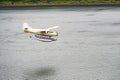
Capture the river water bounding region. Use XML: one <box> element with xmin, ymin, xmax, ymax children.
<box><xmin>0</xmin><ymin>6</ymin><xmax>120</xmax><ymax>80</ymax></box>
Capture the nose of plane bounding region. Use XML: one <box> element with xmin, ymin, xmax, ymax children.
<box><xmin>47</xmin><ymin>31</ymin><xmax>58</xmax><ymax>36</ymax></box>
<box><xmin>55</xmin><ymin>32</ymin><xmax>58</xmax><ymax>36</ymax></box>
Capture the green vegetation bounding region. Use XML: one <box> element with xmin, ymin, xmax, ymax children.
<box><xmin>0</xmin><ymin>0</ymin><xmax>120</xmax><ymax>6</ymax></box>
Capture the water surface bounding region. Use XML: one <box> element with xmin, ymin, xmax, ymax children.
<box><xmin>0</xmin><ymin>6</ymin><xmax>120</xmax><ymax>80</ymax></box>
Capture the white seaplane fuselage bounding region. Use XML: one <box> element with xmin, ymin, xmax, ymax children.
<box><xmin>23</xmin><ymin>22</ymin><xmax>58</xmax><ymax>37</ymax></box>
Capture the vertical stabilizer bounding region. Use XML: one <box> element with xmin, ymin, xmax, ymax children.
<box><xmin>23</xmin><ymin>22</ymin><xmax>32</xmax><ymax>33</ymax></box>
<box><xmin>23</xmin><ymin>22</ymin><xmax>32</xmax><ymax>30</ymax></box>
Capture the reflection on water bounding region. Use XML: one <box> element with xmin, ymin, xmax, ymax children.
<box><xmin>24</xmin><ymin>67</ymin><xmax>57</xmax><ymax>80</ymax></box>
<box><xmin>112</xmin><ymin>22</ymin><xmax>120</xmax><ymax>26</ymax></box>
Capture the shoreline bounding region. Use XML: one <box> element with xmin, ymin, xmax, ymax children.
<box><xmin>0</xmin><ymin>2</ymin><xmax>120</xmax><ymax>8</ymax></box>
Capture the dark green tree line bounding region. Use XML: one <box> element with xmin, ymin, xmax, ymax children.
<box><xmin>0</xmin><ymin>0</ymin><xmax>120</xmax><ymax>5</ymax></box>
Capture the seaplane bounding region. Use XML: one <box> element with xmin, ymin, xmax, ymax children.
<box><xmin>23</xmin><ymin>22</ymin><xmax>59</xmax><ymax>42</ymax></box>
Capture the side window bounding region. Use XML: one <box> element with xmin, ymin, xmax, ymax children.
<box><xmin>41</xmin><ymin>31</ymin><xmax>46</xmax><ymax>33</ymax></box>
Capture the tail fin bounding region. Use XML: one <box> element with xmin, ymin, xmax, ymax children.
<box><xmin>23</xmin><ymin>22</ymin><xmax>32</xmax><ymax>30</ymax></box>
<box><xmin>23</xmin><ymin>22</ymin><xmax>32</xmax><ymax>33</ymax></box>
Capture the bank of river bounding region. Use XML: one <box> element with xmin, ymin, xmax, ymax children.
<box><xmin>0</xmin><ymin>1</ymin><xmax>120</xmax><ymax>7</ymax></box>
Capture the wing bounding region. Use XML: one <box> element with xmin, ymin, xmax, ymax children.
<box><xmin>48</xmin><ymin>26</ymin><xmax>60</xmax><ymax>30</ymax></box>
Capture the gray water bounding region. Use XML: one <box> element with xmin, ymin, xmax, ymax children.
<box><xmin>0</xmin><ymin>6</ymin><xmax>120</xmax><ymax>80</ymax></box>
